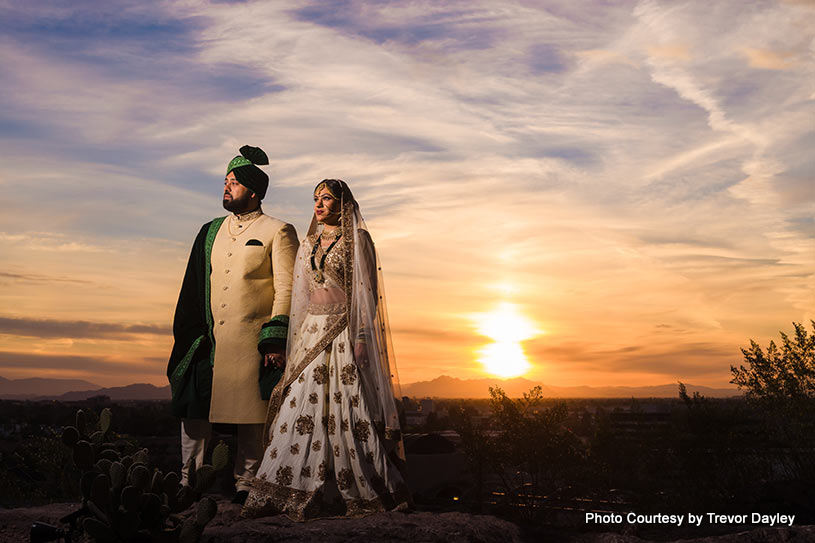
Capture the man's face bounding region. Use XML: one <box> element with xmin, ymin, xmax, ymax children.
<box><xmin>223</xmin><ymin>171</ymin><xmax>255</xmax><ymax>213</ymax></box>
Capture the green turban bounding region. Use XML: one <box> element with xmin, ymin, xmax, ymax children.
<box><xmin>227</xmin><ymin>145</ymin><xmax>269</xmax><ymax>200</ymax></box>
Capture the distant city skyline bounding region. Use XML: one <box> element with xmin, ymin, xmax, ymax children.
<box><xmin>0</xmin><ymin>1</ymin><xmax>812</xmax><ymax>388</ymax></box>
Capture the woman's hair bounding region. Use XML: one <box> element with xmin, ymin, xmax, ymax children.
<box><xmin>314</xmin><ymin>179</ymin><xmax>354</xmax><ymax>203</ymax></box>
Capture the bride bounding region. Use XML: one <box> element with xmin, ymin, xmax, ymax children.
<box><xmin>242</xmin><ymin>179</ymin><xmax>409</xmax><ymax>520</ymax></box>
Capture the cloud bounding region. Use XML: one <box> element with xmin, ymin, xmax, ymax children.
<box><xmin>0</xmin><ymin>316</ymin><xmax>168</xmax><ymax>340</ymax></box>
<box><xmin>743</xmin><ymin>48</ymin><xmax>796</xmax><ymax>70</ymax></box>
<box><xmin>0</xmin><ymin>350</ymin><xmax>153</xmax><ymax>375</ymax></box>
<box><xmin>527</xmin><ymin>340</ymin><xmax>736</xmax><ymax>378</ymax></box>
<box><xmin>0</xmin><ymin>271</ymin><xmax>93</xmax><ymax>285</ymax></box>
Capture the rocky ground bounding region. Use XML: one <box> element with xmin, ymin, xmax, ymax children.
<box><xmin>2</xmin><ymin>500</ymin><xmax>815</xmax><ymax>542</ymax></box>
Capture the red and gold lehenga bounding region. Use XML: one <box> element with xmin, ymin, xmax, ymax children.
<box><xmin>242</xmin><ymin>183</ymin><xmax>409</xmax><ymax>520</ymax></box>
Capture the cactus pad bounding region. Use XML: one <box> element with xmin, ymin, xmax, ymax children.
<box><xmin>61</xmin><ymin>426</ymin><xmax>80</xmax><ymax>447</ymax></box>
<box><xmin>151</xmin><ymin>469</ymin><xmax>164</xmax><ymax>495</ymax></box>
<box><xmin>90</xmin><ymin>473</ymin><xmax>112</xmax><ymax>511</ymax></box>
<box><xmin>163</xmin><ymin>471</ymin><xmax>180</xmax><ymax>494</ymax></box>
<box><xmin>178</xmin><ymin>517</ymin><xmax>204</xmax><ymax>543</ymax></box>
<box><xmin>109</xmin><ymin>461</ymin><xmax>126</xmax><ymax>490</ymax></box>
<box><xmin>80</xmin><ymin>470</ymin><xmax>96</xmax><ymax>501</ymax></box>
<box><xmin>129</xmin><ymin>463</ymin><xmax>150</xmax><ymax>491</ymax></box>
<box><xmin>195</xmin><ymin>496</ymin><xmax>218</xmax><ymax>526</ymax></box>
<box><xmin>76</xmin><ymin>409</ymin><xmax>87</xmax><ymax>436</ymax></box>
<box><xmin>99</xmin><ymin>407</ymin><xmax>112</xmax><ymax>434</ymax></box>
<box><xmin>120</xmin><ymin>485</ymin><xmax>141</xmax><ymax>512</ymax></box>
<box><xmin>140</xmin><ymin>492</ymin><xmax>162</xmax><ymax>529</ymax></box>
<box><xmin>176</xmin><ymin>486</ymin><xmax>194</xmax><ymax>512</ymax></box>
<box><xmin>133</xmin><ymin>448</ymin><xmax>149</xmax><ymax>465</ymax></box>
<box><xmin>73</xmin><ymin>440</ymin><xmax>94</xmax><ymax>470</ymax></box>
<box><xmin>193</xmin><ymin>465</ymin><xmax>216</xmax><ymax>494</ymax></box>
<box><xmin>115</xmin><ymin>508</ymin><xmax>140</xmax><ymax>540</ymax></box>
<box><xmin>212</xmin><ymin>441</ymin><xmax>229</xmax><ymax>471</ymax></box>
<box><xmin>94</xmin><ymin>458</ymin><xmax>112</xmax><ymax>475</ymax></box>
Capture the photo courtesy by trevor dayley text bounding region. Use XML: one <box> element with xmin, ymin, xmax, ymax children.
<box><xmin>585</xmin><ymin>512</ymin><xmax>796</xmax><ymax>528</ymax></box>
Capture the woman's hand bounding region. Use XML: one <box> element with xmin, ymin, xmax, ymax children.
<box><xmin>354</xmin><ymin>342</ymin><xmax>369</xmax><ymax>368</ymax></box>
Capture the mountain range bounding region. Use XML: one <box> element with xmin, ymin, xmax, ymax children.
<box><xmin>0</xmin><ymin>376</ymin><xmax>101</xmax><ymax>398</ymax></box>
<box><xmin>399</xmin><ymin>375</ymin><xmax>739</xmax><ymax>398</ymax></box>
<box><xmin>0</xmin><ymin>375</ymin><xmax>739</xmax><ymax>400</ymax></box>
<box><xmin>0</xmin><ymin>376</ymin><xmax>170</xmax><ymax>401</ymax></box>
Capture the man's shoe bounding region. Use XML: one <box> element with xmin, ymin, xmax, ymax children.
<box><xmin>232</xmin><ymin>490</ymin><xmax>249</xmax><ymax>505</ymax></box>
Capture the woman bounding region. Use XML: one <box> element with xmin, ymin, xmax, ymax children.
<box><xmin>243</xmin><ymin>179</ymin><xmax>409</xmax><ymax>520</ymax></box>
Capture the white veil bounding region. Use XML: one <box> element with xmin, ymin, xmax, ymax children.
<box><xmin>264</xmin><ymin>180</ymin><xmax>404</xmax><ymax>462</ymax></box>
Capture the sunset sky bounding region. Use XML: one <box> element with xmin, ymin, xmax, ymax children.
<box><xmin>0</xmin><ymin>0</ymin><xmax>813</xmax><ymax>390</ymax></box>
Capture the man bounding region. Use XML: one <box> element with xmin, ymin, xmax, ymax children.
<box><xmin>167</xmin><ymin>145</ymin><xmax>298</xmax><ymax>504</ymax></box>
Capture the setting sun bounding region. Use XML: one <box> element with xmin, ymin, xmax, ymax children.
<box><xmin>474</xmin><ymin>302</ymin><xmax>542</xmax><ymax>378</ymax></box>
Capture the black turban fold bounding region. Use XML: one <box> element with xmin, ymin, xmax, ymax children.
<box><xmin>226</xmin><ymin>145</ymin><xmax>269</xmax><ymax>200</ymax></box>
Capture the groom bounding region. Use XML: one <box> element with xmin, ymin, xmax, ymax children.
<box><xmin>167</xmin><ymin>145</ymin><xmax>298</xmax><ymax>504</ymax></box>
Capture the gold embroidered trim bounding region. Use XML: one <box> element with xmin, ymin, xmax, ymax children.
<box><xmin>344</xmin><ymin>485</ymin><xmax>411</xmax><ymax>517</ymax></box>
<box><xmin>227</xmin><ymin>208</ymin><xmax>263</xmax><ymax>236</ymax></box>
<box><xmin>243</xmin><ymin>479</ymin><xmax>410</xmax><ymax>521</ymax></box>
<box><xmin>307</xmin><ymin>301</ymin><xmax>345</xmax><ymax>315</ymax></box>
<box><xmin>233</xmin><ymin>208</ymin><xmax>263</xmax><ymax>222</ymax></box>
<box><xmin>242</xmin><ymin>478</ymin><xmax>322</xmax><ymax>522</ymax></box>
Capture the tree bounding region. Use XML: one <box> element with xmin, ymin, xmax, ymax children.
<box><xmin>487</xmin><ymin>386</ymin><xmax>584</xmax><ymax>519</ymax></box>
<box><xmin>730</xmin><ymin>321</ymin><xmax>815</xmax><ymax>410</ymax></box>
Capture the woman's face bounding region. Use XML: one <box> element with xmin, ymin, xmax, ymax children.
<box><xmin>314</xmin><ymin>186</ymin><xmax>340</xmax><ymax>224</ymax></box>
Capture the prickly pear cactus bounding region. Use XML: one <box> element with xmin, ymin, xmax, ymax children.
<box><xmin>62</xmin><ymin>407</ymin><xmax>226</xmax><ymax>543</ymax></box>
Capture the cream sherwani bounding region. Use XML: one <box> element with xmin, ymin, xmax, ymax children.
<box><xmin>209</xmin><ymin>211</ymin><xmax>298</xmax><ymax>423</ymax></box>
<box><xmin>180</xmin><ymin>208</ymin><xmax>297</xmax><ymax>491</ymax></box>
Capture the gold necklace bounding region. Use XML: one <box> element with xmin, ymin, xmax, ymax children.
<box><xmin>321</xmin><ymin>226</ymin><xmax>340</xmax><ymax>238</ymax></box>
<box><xmin>228</xmin><ymin>210</ymin><xmax>261</xmax><ymax>236</ymax></box>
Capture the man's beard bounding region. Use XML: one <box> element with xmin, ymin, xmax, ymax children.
<box><xmin>223</xmin><ymin>193</ymin><xmax>253</xmax><ymax>213</ymax></box>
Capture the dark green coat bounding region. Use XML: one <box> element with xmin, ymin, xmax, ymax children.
<box><xmin>167</xmin><ymin>219</ymin><xmax>221</xmax><ymax>419</ymax></box>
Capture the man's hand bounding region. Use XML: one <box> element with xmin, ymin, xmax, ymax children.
<box><xmin>264</xmin><ymin>352</ymin><xmax>286</xmax><ymax>369</ymax></box>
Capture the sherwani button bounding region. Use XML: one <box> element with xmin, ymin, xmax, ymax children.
<box><xmin>219</xmin><ymin>320</ymin><xmax>224</xmax><ymax>325</ymax></box>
